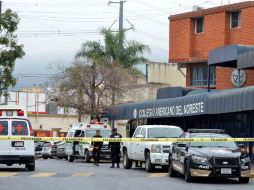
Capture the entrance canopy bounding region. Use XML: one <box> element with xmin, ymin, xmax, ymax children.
<box><xmin>208</xmin><ymin>44</ymin><xmax>254</xmax><ymax>68</ymax></box>
<box><xmin>104</xmin><ymin>86</ymin><xmax>254</xmax><ymax>120</ymax></box>
<box><xmin>237</xmin><ymin>51</ymin><xmax>254</xmax><ymax>70</ymax></box>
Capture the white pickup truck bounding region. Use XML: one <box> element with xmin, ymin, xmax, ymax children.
<box><xmin>122</xmin><ymin>125</ymin><xmax>183</xmax><ymax>172</ymax></box>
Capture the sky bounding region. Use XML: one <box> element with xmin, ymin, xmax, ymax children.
<box><xmin>2</xmin><ymin>0</ymin><xmax>247</xmax><ymax>89</ymax></box>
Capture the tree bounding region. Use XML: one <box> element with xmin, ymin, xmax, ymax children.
<box><xmin>55</xmin><ymin>61</ymin><xmax>110</xmax><ymax>121</ymax></box>
<box><xmin>75</xmin><ymin>41</ymin><xmax>107</xmax><ymax>119</ymax></box>
<box><xmin>0</xmin><ymin>9</ymin><xmax>25</xmax><ymax>93</ymax></box>
<box><xmin>54</xmin><ymin>29</ymin><xmax>150</xmax><ymax>121</ymax></box>
<box><xmin>101</xmin><ymin>29</ymin><xmax>150</xmax><ymax>104</ymax></box>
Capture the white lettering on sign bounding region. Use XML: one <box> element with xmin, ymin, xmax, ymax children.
<box><xmin>136</xmin><ymin>102</ymin><xmax>204</xmax><ymax>119</ymax></box>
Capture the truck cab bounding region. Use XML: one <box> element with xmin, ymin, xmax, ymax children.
<box><xmin>65</xmin><ymin>121</ymin><xmax>111</xmax><ymax>162</ymax></box>
<box><xmin>0</xmin><ymin>105</ymin><xmax>35</xmax><ymax>171</ymax></box>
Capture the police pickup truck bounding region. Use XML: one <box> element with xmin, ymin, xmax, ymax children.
<box><xmin>168</xmin><ymin>129</ymin><xmax>251</xmax><ymax>183</ymax></box>
<box><xmin>122</xmin><ymin>125</ymin><xmax>183</xmax><ymax>172</ymax></box>
<box><xmin>65</xmin><ymin>121</ymin><xmax>112</xmax><ymax>162</ymax></box>
<box><xmin>0</xmin><ymin>106</ymin><xmax>35</xmax><ymax>171</ymax></box>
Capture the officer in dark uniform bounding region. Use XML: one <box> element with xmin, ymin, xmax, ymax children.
<box><xmin>109</xmin><ymin>128</ymin><xmax>122</xmax><ymax>168</ymax></box>
<box><xmin>92</xmin><ymin>130</ymin><xmax>103</xmax><ymax>166</ymax></box>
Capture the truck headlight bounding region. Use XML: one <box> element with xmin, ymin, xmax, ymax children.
<box><xmin>192</xmin><ymin>155</ymin><xmax>208</xmax><ymax>163</ymax></box>
<box><xmin>151</xmin><ymin>145</ymin><xmax>161</xmax><ymax>153</ymax></box>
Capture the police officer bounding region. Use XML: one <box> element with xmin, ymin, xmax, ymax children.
<box><xmin>92</xmin><ymin>130</ymin><xmax>103</xmax><ymax>166</ymax></box>
<box><xmin>109</xmin><ymin>128</ymin><xmax>122</xmax><ymax>168</ymax></box>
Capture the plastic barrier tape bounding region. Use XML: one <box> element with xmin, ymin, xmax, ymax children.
<box><xmin>0</xmin><ymin>136</ymin><xmax>254</xmax><ymax>142</ymax></box>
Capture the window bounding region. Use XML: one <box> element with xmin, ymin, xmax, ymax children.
<box><xmin>147</xmin><ymin>127</ymin><xmax>183</xmax><ymax>138</ymax></box>
<box><xmin>140</xmin><ymin>128</ymin><xmax>147</xmax><ymax>138</ymax></box>
<box><xmin>133</xmin><ymin>127</ymin><xmax>141</xmax><ymax>137</ymax></box>
<box><xmin>12</xmin><ymin>121</ymin><xmax>28</xmax><ymax>136</ymax></box>
<box><xmin>190</xmin><ymin>65</ymin><xmax>216</xmax><ymax>86</ymax></box>
<box><xmin>231</xmin><ymin>11</ymin><xmax>241</xmax><ymax>28</ymax></box>
<box><xmin>195</xmin><ymin>17</ymin><xmax>204</xmax><ymax>33</ymax></box>
<box><xmin>0</xmin><ymin>121</ymin><xmax>8</xmax><ymax>136</ymax></box>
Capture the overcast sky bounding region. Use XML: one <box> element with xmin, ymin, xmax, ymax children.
<box><xmin>3</xmin><ymin>0</ymin><xmax>247</xmax><ymax>89</ymax></box>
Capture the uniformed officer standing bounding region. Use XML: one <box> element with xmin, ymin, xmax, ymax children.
<box><xmin>108</xmin><ymin>128</ymin><xmax>122</xmax><ymax>168</ymax></box>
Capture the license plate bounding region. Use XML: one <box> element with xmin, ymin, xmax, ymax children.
<box><xmin>221</xmin><ymin>168</ymin><xmax>232</xmax><ymax>174</ymax></box>
<box><xmin>12</xmin><ymin>141</ymin><xmax>24</xmax><ymax>147</ymax></box>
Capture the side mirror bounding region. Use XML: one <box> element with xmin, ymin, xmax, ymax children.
<box><xmin>136</xmin><ymin>135</ymin><xmax>144</xmax><ymax>138</ymax></box>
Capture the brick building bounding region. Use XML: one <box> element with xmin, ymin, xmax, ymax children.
<box><xmin>169</xmin><ymin>1</ymin><xmax>254</xmax><ymax>89</ymax></box>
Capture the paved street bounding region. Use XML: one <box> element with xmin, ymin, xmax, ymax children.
<box><xmin>0</xmin><ymin>159</ymin><xmax>253</xmax><ymax>190</ymax></box>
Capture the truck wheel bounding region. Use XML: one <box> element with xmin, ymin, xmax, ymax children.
<box><xmin>123</xmin><ymin>150</ymin><xmax>132</xmax><ymax>169</ymax></box>
<box><xmin>67</xmin><ymin>155</ymin><xmax>74</xmax><ymax>162</ymax></box>
<box><xmin>168</xmin><ymin>156</ymin><xmax>177</xmax><ymax>177</ymax></box>
<box><xmin>239</xmin><ymin>177</ymin><xmax>249</xmax><ymax>184</ymax></box>
<box><xmin>26</xmin><ymin>161</ymin><xmax>35</xmax><ymax>171</ymax></box>
<box><xmin>184</xmin><ymin>161</ymin><xmax>193</xmax><ymax>182</ymax></box>
<box><xmin>84</xmin><ymin>150</ymin><xmax>91</xmax><ymax>163</ymax></box>
<box><xmin>145</xmin><ymin>152</ymin><xmax>155</xmax><ymax>172</ymax></box>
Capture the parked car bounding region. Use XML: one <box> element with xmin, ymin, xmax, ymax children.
<box><xmin>35</xmin><ymin>142</ymin><xmax>45</xmax><ymax>157</ymax></box>
<box><xmin>41</xmin><ymin>141</ymin><xmax>58</xmax><ymax>159</ymax></box>
<box><xmin>56</xmin><ymin>141</ymin><xmax>67</xmax><ymax>160</ymax></box>
<box><xmin>122</xmin><ymin>125</ymin><xmax>183</xmax><ymax>172</ymax></box>
<box><xmin>168</xmin><ymin>129</ymin><xmax>251</xmax><ymax>183</ymax></box>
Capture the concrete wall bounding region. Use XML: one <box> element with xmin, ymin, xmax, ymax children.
<box><xmin>148</xmin><ymin>62</ymin><xmax>186</xmax><ymax>86</ymax></box>
<box><xmin>28</xmin><ymin>114</ymin><xmax>90</xmax><ymax>132</ymax></box>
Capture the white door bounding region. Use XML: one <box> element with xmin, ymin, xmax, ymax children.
<box><xmin>136</xmin><ymin>128</ymin><xmax>147</xmax><ymax>161</ymax></box>
<box><xmin>9</xmin><ymin>120</ymin><xmax>34</xmax><ymax>156</ymax></box>
<box><xmin>0</xmin><ymin>120</ymin><xmax>10</xmax><ymax>155</ymax></box>
<box><xmin>130</xmin><ymin>127</ymin><xmax>142</xmax><ymax>160</ymax></box>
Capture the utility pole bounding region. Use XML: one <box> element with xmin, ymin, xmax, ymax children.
<box><xmin>108</xmin><ymin>1</ymin><xmax>126</xmax><ymax>45</ymax></box>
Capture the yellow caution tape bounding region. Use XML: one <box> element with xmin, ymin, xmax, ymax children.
<box><xmin>0</xmin><ymin>136</ymin><xmax>254</xmax><ymax>142</ymax></box>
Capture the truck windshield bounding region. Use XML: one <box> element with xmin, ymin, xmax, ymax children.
<box><xmin>147</xmin><ymin>127</ymin><xmax>183</xmax><ymax>138</ymax></box>
<box><xmin>86</xmin><ymin>130</ymin><xmax>111</xmax><ymax>138</ymax></box>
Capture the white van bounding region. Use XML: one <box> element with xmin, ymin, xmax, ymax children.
<box><xmin>65</xmin><ymin>121</ymin><xmax>111</xmax><ymax>162</ymax></box>
<box><xmin>0</xmin><ymin>105</ymin><xmax>35</xmax><ymax>171</ymax></box>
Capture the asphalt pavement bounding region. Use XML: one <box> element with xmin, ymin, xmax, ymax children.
<box><xmin>0</xmin><ymin>159</ymin><xmax>253</xmax><ymax>190</ymax></box>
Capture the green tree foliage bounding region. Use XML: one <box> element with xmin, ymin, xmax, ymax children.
<box><xmin>0</xmin><ymin>9</ymin><xmax>25</xmax><ymax>92</ymax></box>
<box><xmin>55</xmin><ymin>29</ymin><xmax>150</xmax><ymax>120</ymax></box>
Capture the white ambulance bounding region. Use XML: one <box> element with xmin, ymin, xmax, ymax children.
<box><xmin>65</xmin><ymin>121</ymin><xmax>112</xmax><ymax>162</ymax></box>
<box><xmin>0</xmin><ymin>105</ymin><xmax>35</xmax><ymax>171</ymax></box>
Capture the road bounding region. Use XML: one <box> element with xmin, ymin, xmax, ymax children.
<box><xmin>0</xmin><ymin>159</ymin><xmax>253</xmax><ymax>190</ymax></box>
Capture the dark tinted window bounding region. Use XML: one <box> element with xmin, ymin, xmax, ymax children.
<box><xmin>231</xmin><ymin>11</ymin><xmax>240</xmax><ymax>28</ymax></box>
<box><xmin>190</xmin><ymin>133</ymin><xmax>238</xmax><ymax>148</ymax></box>
<box><xmin>196</xmin><ymin>17</ymin><xmax>204</xmax><ymax>33</ymax></box>
<box><xmin>12</xmin><ymin>121</ymin><xmax>28</xmax><ymax>136</ymax></box>
<box><xmin>86</xmin><ymin>130</ymin><xmax>111</xmax><ymax>137</ymax></box>
<box><xmin>0</xmin><ymin>121</ymin><xmax>8</xmax><ymax>136</ymax></box>
<box><xmin>191</xmin><ymin>65</ymin><xmax>216</xmax><ymax>86</ymax></box>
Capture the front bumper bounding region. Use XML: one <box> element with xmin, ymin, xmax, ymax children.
<box><xmin>89</xmin><ymin>150</ymin><xmax>111</xmax><ymax>160</ymax></box>
<box><xmin>0</xmin><ymin>155</ymin><xmax>34</xmax><ymax>164</ymax></box>
<box><xmin>150</xmin><ymin>153</ymin><xmax>168</xmax><ymax>165</ymax></box>
<box><xmin>190</xmin><ymin>167</ymin><xmax>251</xmax><ymax>178</ymax></box>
